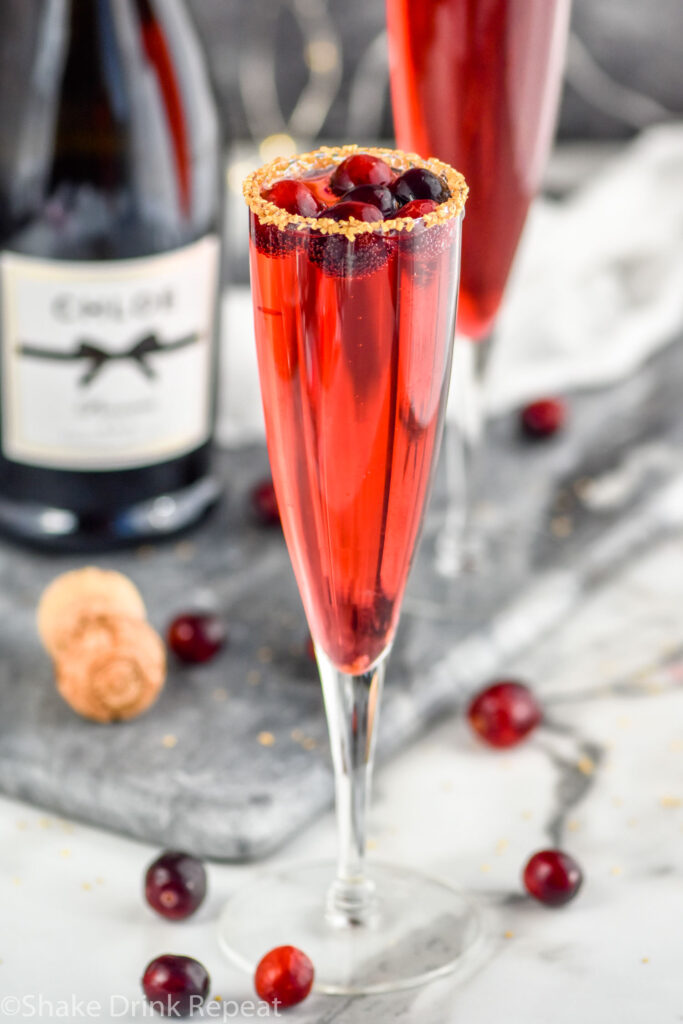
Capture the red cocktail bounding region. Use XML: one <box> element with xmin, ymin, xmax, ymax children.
<box><xmin>387</xmin><ymin>0</ymin><xmax>570</xmax><ymax>573</ymax></box>
<box><xmin>387</xmin><ymin>0</ymin><xmax>570</xmax><ymax>340</ymax></box>
<box><xmin>218</xmin><ymin>147</ymin><xmax>487</xmax><ymax>994</ymax></box>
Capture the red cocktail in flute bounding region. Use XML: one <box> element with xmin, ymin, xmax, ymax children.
<box><xmin>218</xmin><ymin>147</ymin><xmax>487</xmax><ymax>994</ymax></box>
<box><xmin>387</xmin><ymin>0</ymin><xmax>571</xmax><ymax>569</ymax></box>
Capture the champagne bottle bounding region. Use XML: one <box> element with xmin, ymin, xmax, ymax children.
<box><xmin>0</xmin><ymin>0</ymin><xmax>222</xmax><ymax>548</ymax></box>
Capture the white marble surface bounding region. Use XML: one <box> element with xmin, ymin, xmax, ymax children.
<box><xmin>5</xmin><ymin>529</ymin><xmax>683</xmax><ymax>1021</ymax></box>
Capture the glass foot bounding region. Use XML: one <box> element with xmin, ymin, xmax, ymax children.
<box><xmin>218</xmin><ymin>860</ymin><xmax>490</xmax><ymax>996</ymax></box>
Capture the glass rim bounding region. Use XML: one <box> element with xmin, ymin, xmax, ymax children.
<box><xmin>242</xmin><ymin>144</ymin><xmax>468</xmax><ymax>238</ymax></box>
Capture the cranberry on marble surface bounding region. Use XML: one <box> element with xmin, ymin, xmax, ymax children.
<box><xmin>523</xmin><ymin>849</ymin><xmax>583</xmax><ymax>907</ymax></box>
<box><xmin>145</xmin><ymin>851</ymin><xmax>207</xmax><ymax>921</ymax></box>
<box><xmin>142</xmin><ymin>954</ymin><xmax>210</xmax><ymax>1017</ymax></box>
<box><xmin>520</xmin><ymin>398</ymin><xmax>567</xmax><ymax>439</ymax></box>
<box><xmin>250</xmin><ymin>479</ymin><xmax>280</xmax><ymax>526</ymax></box>
<box><xmin>255</xmin><ymin>945</ymin><xmax>315</xmax><ymax>1008</ymax></box>
<box><xmin>467</xmin><ymin>680</ymin><xmax>541</xmax><ymax>748</ymax></box>
<box><xmin>167</xmin><ymin>613</ymin><xmax>226</xmax><ymax>665</ymax></box>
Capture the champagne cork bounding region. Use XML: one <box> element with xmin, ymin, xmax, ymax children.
<box><xmin>37</xmin><ymin>567</ymin><xmax>166</xmax><ymax>723</ymax></box>
<box><xmin>37</xmin><ymin>567</ymin><xmax>146</xmax><ymax>657</ymax></box>
<box><xmin>55</xmin><ymin>616</ymin><xmax>166</xmax><ymax>724</ymax></box>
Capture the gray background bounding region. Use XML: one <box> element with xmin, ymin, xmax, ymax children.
<box><xmin>188</xmin><ymin>0</ymin><xmax>683</xmax><ymax>146</ymax></box>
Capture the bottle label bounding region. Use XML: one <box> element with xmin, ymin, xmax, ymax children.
<box><xmin>0</xmin><ymin>236</ymin><xmax>220</xmax><ymax>470</ymax></box>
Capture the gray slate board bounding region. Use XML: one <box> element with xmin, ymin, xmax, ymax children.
<box><xmin>1</xmin><ymin>335</ymin><xmax>682</xmax><ymax>861</ymax></box>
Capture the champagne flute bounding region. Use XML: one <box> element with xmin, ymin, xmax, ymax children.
<box><xmin>218</xmin><ymin>145</ymin><xmax>489</xmax><ymax>994</ymax></box>
<box><xmin>387</xmin><ymin>0</ymin><xmax>572</xmax><ymax>573</ymax></box>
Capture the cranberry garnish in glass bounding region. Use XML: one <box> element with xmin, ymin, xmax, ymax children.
<box><xmin>387</xmin><ymin>0</ymin><xmax>571</xmax><ymax>573</ymax></box>
<box><xmin>217</xmin><ymin>147</ymin><xmax>487</xmax><ymax>994</ymax></box>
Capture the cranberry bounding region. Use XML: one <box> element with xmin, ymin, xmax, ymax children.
<box><xmin>142</xmin><ymin>954</ymin><xmax>210</xmax><ymax>1017</ymax></box>
<box><xmin>330</xmin><ymin>153</ymin><xmax>394</xmax><ymax>195</ymax></box>
<box><xmin>521</xmin><ymin>398</ymin><xmax>567</xmax><ymax>439</ymax></box>
<box><xmin>254</xmin><ymin>946</ymin><xmax>314</xmax><ymax>1008</ymax></box>
<box><xmin>398</xmin><ymin>198</ymin><xmax>439</xmax><ymax>219</ymax></box>
<box><xmin>467</xmin><ymin>680</ymin><xmax>541</xmax><ymax>748</ymax></box>
<box><xmin>262</xmin><ymin>179</ymin><xmax>323</xmax><ymax>217</ymax></box>
<box><xmin>167</xmin><ymin>613</ymin><xmax>226</xmax><ymax>664</ymax></box>
<box><xmin>305</xmin><ymin>634</ymin><xmax>316</xmax><ymax>662</ymax></box>
<box><xmin>145</xmin><ymin>851</ymin><xmax>207</xmax><ymax>921</ymax></box>
<box><xmin>523</xmin><ymin>850</ymin><xmax>583</xmax><ymax>907</ymax></box>
<box><xmin>250</xmin><ymin>478</ymin><xmax>280</xmax><ymax>526</ymax></box>
<box><xmin>341</xmin><ymin>184</ymin><xmax>398</xmax><ymax>218</ymax></box>
<box><xmin>392</xmin><ymin>167</ymin><xmax>450</xmax><ymax>206</ymax></box>
<box><xmin>320</xmin><ymin>201</ymin><xmax>384</xmax><ymax>224</ymax></box>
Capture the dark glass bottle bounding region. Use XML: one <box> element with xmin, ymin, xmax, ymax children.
<box><xmin>0</xmin><ymin>0</ymin><xmax>222</xmax><ymax>549</ymax></box>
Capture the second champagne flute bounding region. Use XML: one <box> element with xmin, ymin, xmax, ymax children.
<box><xmin>387</xmin><ymin>0</ymin><xmax>571</xmax><ymax>574</ymax></box>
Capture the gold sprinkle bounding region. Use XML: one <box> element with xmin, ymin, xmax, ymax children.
<box><xmin>213</xmin><ymin>688</ymin><xmax>228</xmax><ymax>702</ymax></box>
<box><xmin>62</xmin><ymin>823</ymin><xmax>75</xmax><ymax>835</ymax></box>
<box><xmin>16</xmin><ymin>820</ymin><xmax>28</xmax><ymax>831</ymax></box>
<box><xmin>612</xmin><ymin>797</ymin><xmax>623</xmax><ymax>808</ymax></box>
<box><xmin>174</xmin><ymin>541</ymin><xmax>196</xmax><ymax>562</ymax></box>
<box><xmin>12</xmin><ymin>877</ymin><xmax>21</xmax><ymax>886</ymax></box>
<box><xmin>627</xmin><ymin>817</ymin><xmax>638</xmax><ymax>828</ymax></box>
<box><xmin>577</xmin><ymin>756</ymin><xmax>595</xmax><ymax>776</ymax></box>
<box><xmin>258</xmin><ymin>731</ymin><xmax>275</xmax><ymax>747</ymax></box>
<box><xmin>59</xmin><ymin>849</ymin><xmax>71</xmax><ymax>859</ymax></box>
<box><xmin>96</xmin><ymin>877</ymin><xmax>105</xmax><ymax>886</ymax></box>
<box><xmin>257</xmin><ymin>646</ymin><xmax>273</xmax><ymax>664</ymax></box>
<box><xmin>567</xmin><ymin>819</ymin><xmax>581</xmax><ymax>832</ymax></box>
<box><xmin>641</xmin><ymin>957</ymin><xmax>649</xmax><ymax>964</ymax></box>
<box><xmin>366</xmin><ymin>839</ymin><xmax>378</xmax><ymax>851</ymax></box>
<box><xmin>610</xmin><ymin>866</ymin><xmax>622</xmax><ymax>877</ymax></box>
<box><xmin>301</xmin><ymin>737</ymin><xmax>317</xmax><ymax>751</ymax></box>
<box><xmin>247</xmin><ymin>670</ymin><xmax>262</xmax><ymax>686</ymax></box>
<box><xmin>550</xmin><ymin>515</ymin><xmax>573</xmax><ymax>538</ymax></box>
<box><xmin>291</xmin><ymin>728</ymin><xmax>305</xmax><ymax>742</ymax></box>
<box><xmin>617</xmin><ymin>716</ymin><xmax>631</xmax><ymax>730</ymax></box>
<box><xmin>162</xmin><ymin>734</ymin><xmax>178</xmax><ymax>749</ymax></box>
<box><xmin>521</xmin><ymin>810</ymin><xmax>533</xmax><ymax>821</ymax></box>
<box><xmin>480</xmin><ymin>863</ymin><xmax>492</xmax><ymax>873</ymax></box>
<box><xmin>214</xmin><ymin>995</ymin><xmax>223</xmax><ymax>1002</ymax></box>
<box><xmin>39</xmin><ymin>817</ymin><xmax>52</xmax><ymax>829</ymax></box>
<box><xmin>82</xmin><ymin>882</ymin><xmax>92</xmax><ymax>891</ymax></box>
<box><xmin>503</xmin><ymin>930</ymin><xmax>515</xmax><ymax>940</ymax></box>
<box><xmin>243</xmin><ymin>144</ymin><xmax>468</xmax><ymax>239</ymax></box>
<box><xmin>495</xmin><ymin>839</ymin><xmax>509</xmax><ymax>856</ymax></box>
<box><xmin>659</xmin><ymin>796</ymin><xmax>682</xmax><ymax>808</ymax></box>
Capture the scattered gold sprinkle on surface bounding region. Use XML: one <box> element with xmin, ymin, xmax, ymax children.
<box><xmin>577</xmin><ymin>755</ymin><xmax>595</xmax><ymax>776</ymax></box>
<box><xmin>82</xmin><ymin>882</ymin><xmax>92</xmax><ymax>891</ymax></box>
<box><xmin>247</xmin><ymin>670</ymin><xmax>262</xmax><ymax>686</ymax></box>
<box><xmin>567</xmin><ymin>819</ymin><xmax>581</xmax><ymax>832</ymax></box>
<box><xmin>162</xmin><ymin>734</ymin><xmax>178</xmax><ymax>749</ymax></box>
<box><xmin>641</xmin><ymin>957</ymin><xmax>650</xmax><ymax>964</ymax></box>
<box><xmin>60</xmin><ymin>848</ymin><xmax>71</xmax><ymax>858</ymax></box>
<box><xmin>503</xmin><ymin>930</ymin><xmax>515</xmax><ymax>940</ymax></box>
<box><xmin>258</xmin><ymin>731</ymin><xmax>275</xmax><ymax>747</ymax></box>
<box><xmin>550</xmin><ymin>515</ymin><xmax>573</xmax><ymax>538</ymax></box>
<box><xmin>16</xmin><ymin>820</ymin><xmax>27</xmax><ymax>831</ymax></box>
<box><xmin>243</xmin><ymin>144</ymin><xmax>468</xmax><ymax>239</ymax></box>
<box><xmin>301</xmin><ymin>737</ymin><xmax>318</xmax><ymax>751</ymax></box>
<box><xmin>610</xmin><ymin>866</ymin><xmax>622</xmax><ymax>877</ymax></box>
<box><xmin>480</xmin><ymin>863</ymin><xmax>492</xmax><ymax>873</ymax></box>
<box><xmin>495</xmin><ymin>839</ymin><xmax>509</xmax><ymax>855</ymax></box>
<box><xmin>659</xmin><ymin>795</ymin><xmax>682</xmax><ymax>808</ymax></box>
<box><xmin>291</xmin><ymin>728</ymin><xmax>305</xmax><ymax>743</ymax></box>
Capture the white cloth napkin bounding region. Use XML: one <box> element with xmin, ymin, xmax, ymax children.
<box><xmin>217</xmin><ymin>123</ymin><xmax>683</xmax><ymax>446</ymax></box>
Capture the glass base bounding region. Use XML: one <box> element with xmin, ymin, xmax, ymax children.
<box><xmin>218</xmin><ymin>860</ymin><xmax>490</xmax><ymax>996</ymax></box>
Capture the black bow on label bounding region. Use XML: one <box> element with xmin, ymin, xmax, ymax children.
<box><xmin>17</xmin><ymin>332</ymin><xmax>201</xmax><ymax>386</ymax></box>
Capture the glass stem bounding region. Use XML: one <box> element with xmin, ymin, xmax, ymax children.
<box><xmin>316</xmin><ymin>645</ymin><xmax>388</xmax><ymax>928</ymax></box>
<box><xmin>436</xmin><ymin>333</ymin><xmax>493</xmax><ymax>576</ymax></box>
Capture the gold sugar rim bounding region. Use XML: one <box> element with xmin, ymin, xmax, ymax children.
<box><xmin>243</xmin><ymin>144</ymin><xmax>468</xmax><ymax>238</ymax></box>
